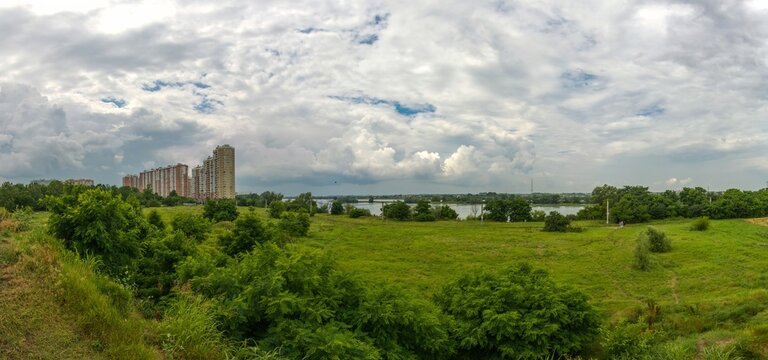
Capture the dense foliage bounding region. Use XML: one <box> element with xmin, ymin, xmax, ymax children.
<box><xmin>434</xmin><ymin>264</ymin><xmax>600</xmax><ymax>358</ymax></box>
<box><xmin>434</xmin><ymin>205</ymin><xmax>459</xmax><ymax>220</ymax></box>
<box><xmin>203</xmin><ymin>199</ymin><xmax>239</xmax><ymax>222</ymax></box>
<box><xmin>413</xmin><ymin>200</ymin><xmax>436</xmax><ymax>221</ymax></box>
<box><xmin>45</xmin><ymin>188</ymin><xmax>148</xmax><ymax>277</ymax></box>
<box><xmin>643</xmin><ymin>227</ymin><xmax>671</xmax><ymax>253</ymax></box>
<box><xmin>484</xmin><ymin>197</ymin><xmax>532</xmax><ymax>222</ymax></box>
<box><xmin>330</xmin><ymin>200</ymin><xmax>345</xmax><ymax>215</ymax></box>
<box><xmin>348</xmin><ymin>207</ymin><xmax>372</xmax><ymax>218</ymax></box>
<box><xmin>171</xmin><ymin>213</ymin><xmax>212</xmax><ymax>242</ymax></box>
<box><xmin>382</xmin><ymin>201</ymin><xmax>411</xmax><ymax>220</ymax></box>
<box><xmin>543</xmin><ymin>211</ymin><xmax>571</xmax><ymax>232</ymax></box>
<box><xmin>218</xmin><ymin>210</ymin><xmax>271</xmax><ymax>256</ymax></box>
<box><xmin>278</xmin><ymin>211</ymin><xmax>311</xmax><ymax>237</ymax></box>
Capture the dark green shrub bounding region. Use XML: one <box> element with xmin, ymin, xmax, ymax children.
<box><xmin>10</xmin><ymin>207</ymin><xmax>33</xmax><ymax>232</ymax></box>
<box><xmin>600</xmin><ymin>322</ymin><xmax>655</xmax><ymax>359</ymax></box>
<box><xmin>330</xmin><ymin>200</ymin><xmax>345</xmax><ymax>215</ymax></box>
<box><xmin>45</xmin><ymin>188</ymin><xmax>147</xmax><ymax>278</ymax></box>
<box><xmin>543</xmin><ymin>211</ymin><xmax>570</xmax><ymax>232</ymax></box>
<box><xmin>268</xmin><ymin>201</ymin><xmax>286</xmax><ymax>219</ymax></box>
<box><xmin>434</xmin><ymin>264</ymin><xmax>600</xmax><ymax>358</ymax></box>
<box><xmin>413</xmin><ymin>200</ymin><xmax>436</xmax><ymax>221</ymax></box>
<box><xmin>171</xmin><ymin>213</ymin><xmax>211</xmax><ymax>242</ymax></box>
<box><xmin>690</xmin><ymin>217</ymin><xmax>710</xmax><ymax>231</ymax></box>
<box><xmin>278</xmin><ymin>211</ymin><xmax>310</xmax><ymax>237</ymax></box>
<box><xmin>348</xmin><ymin>208</ymin><xmax>371</xmax><ymax>218</ymax></box>
<box><xmin>434</xmin><ymin>205</ymin><xmax>458</xmax><ymax>220</ymax></box>
<box><xmin>203</xmin><ymin>199</ymin><xmax>239</xmax><ymax>222</ymax></box>
<box><xmin>135</xmin><ymin>231</ymin><xmax>196</xmax><ymax>300</ymax></box>
<box><xmin>382</xmin><ymin>201</ymin><xmax>411</xmax><ymax>220</ymax></box>
<box><xmin>218</xmin><ymin>211</ymin><xmax>270</xmax><ymax>256</ymax></box>
<box><xmin>644</xmin><ymin>226</ymin><xmax>671</xmax><ymax>253</ymax></box>
<box><xmin>531</xmin><ymin>210</ymin><xmax>546</xmax><ymax>222</ymax></box>
<box><xmin>146</xmin><ymin>209</ymin><xmax>166</xmax><ymax>231</ymax></box>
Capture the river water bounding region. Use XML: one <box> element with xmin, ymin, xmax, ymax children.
<box><xmin>315</xmin><ymin>199</ymin><xmax>583</xmax><ymax>219</ymax></box>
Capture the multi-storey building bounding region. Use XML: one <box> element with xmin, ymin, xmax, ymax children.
<box><xmin>122</xmin><ymin>175</ymin><xmax>139</xmax><ymax>188</ymax></box>
<box><xmin>191</xmin><ymin>145</ymin><xmax>235</xmax><ymax>200</ymax></box>
<box><xmin>123</xmin><ymin>163</ymin><xmax>189</xmax><ymax>198</ymax></box>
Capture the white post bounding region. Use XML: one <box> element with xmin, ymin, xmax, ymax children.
<box><xmin>606</xmin><ymin>199</ymin><xmax>610</xmax><ymax>224</ymax></box>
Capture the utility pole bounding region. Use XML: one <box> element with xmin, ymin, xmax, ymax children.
<box><xmin>606</xmin><ymin>199</ymin><xmax>610</xmax><ymax>224</ymax></box>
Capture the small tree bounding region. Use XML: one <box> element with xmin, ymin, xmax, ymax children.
<box><xmin>279</xmin><ymin>211</ymin><xmax>311</xmax><ymax>237</ymax></box>
<box><xmin>219</xmin><ymin>211</ymin><xmax>271</xmax><ymax>256</ymax></box>
<box><xmin>330</xmin><ymin>200</ymin><xmax>345</xmax><ymax>215</ymax></box>
<box><xmin>146</xmin><ymin>209</ymin><xmax>166</xmax><ymax>231</ymax></box>
<box><xmin>435</xmin><ymin>264</ymin><xmax>600</xmax><ymax>358</ymax></box>
<box><xmin>348</xmin><ymin>208</ymin><xmax>371</xmax><ymax>218</ymax></box>
<box><xmin>531</xmin><ymin>210</ymin><xmax>546</xmax><ymax>222</ymax></box>
<box><xmin>203</xmin><ymin>199</ymin><xmax>239</xmax><ymax>222</ymax></box>
<box><xmin>413</xmin><ymin>200</ymin><xmax>435</xmax><ymax>221</ymax></box>
<box><xmin>435</xmin><ymin>205</ymin><xmax>458</xmax><ymax>220</ymax></box>
<box><xmin>634</xmin><ymin>236</ymin><xmax>651</xmax><ymax>271</ymax></box>
<box><xmin>382</xmin><ymin>201</ymin><xmax>411</xmax><ymax>220</ymax></box>
<box><xmin>268</xmin><ymin>201</ymin><xmax>286</xmax><ymax>219</ymax></box>
<box><xmin>171</xmin><ymin>213</ymin><xmax>212</xmax><ymax>242</ymax></box>
<box><xmin>543</xmin><ymin>211</ymin><xmax>570</xmax><ymax>232</ymax></box>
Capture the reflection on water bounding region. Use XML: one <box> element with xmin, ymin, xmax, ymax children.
<box><xmin>316</xmin><ymin>200</ymin><xmax>584</xmax><ymax>219</ymax></box>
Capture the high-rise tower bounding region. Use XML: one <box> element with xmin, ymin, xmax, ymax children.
<box><xmin>213</xmin><ymin>144</ymin><xmax>235</xmax><ymax>199</ymax></box>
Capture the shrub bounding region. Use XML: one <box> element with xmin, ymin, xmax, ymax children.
<box><xmin>135</xmin><ymin>231</ymin><xmax>196</xmax><ymax>300</ymax></box>
<box><xmin>158</xmin><ymin>295</ymin><xmax>231</xmax><ymax>359</ymax></box>
<box><xmin>644</xmin><ymin>226</ymin><xmax>671</xmax><ymax>253</ymax></box>
<box><xmin>146</xmin><ymin>209</ymin><xmax>166</xmax><ymax>231</ymax></box>
<box><xmin>203</xmin><ymin>199</ymin><xmax>239</xmax><ymax>222</ymax></box>
<box><xmin>45</xmin><ymin>188</ymin><xmax>147</xmax><ymax>278</ymax></box>
<box><xmin>531</xmin><ymin>210</ymin><xmax>546</xmax><ymax>222</ymax></box>
<box><xmin>634</xmin><ymin>236</ymin><xmax>651</xmax><ymax>271</ymax></box>
<box><xmin>330</xmin><ymin>200</ymin><xmax>345</xmax><ymax>215</ymax></box>
<box><xmin>434</xmin><ymin>205</ymin><xmax>459</xmax><ymax>220</ymax></box>
<box><xmin>382</xmin><ymin>201</ymin><xmax>411</xmax><ymax>220</ymax></box>
<box><xmin>434</xmin><ymin>263</ymin><xmax>600</xmax><ymax>358</ymax></box>
<box><xmin>219</xmin><ymin>211</ymin><xmax>271</xmax><ymax>256</ymax></box>
<box><xmin>268</xmin><ymin>201</ymin><xmax>286</xmax><ymax>219</ymax></box>
<box><xmin>690</xmin><ymin>217</ymin><xmax>710</xmax><ymax>231</ymax></box>
<box><xmin>413</xmin><ymin>200</ymin><xmax>436</xmax><ymax>221</ymax></box>
<box><xmin>278</xmin><ymin>211</ymin><xmax>311</xmax><ymax>237</ymax></box>
<box><xmin>171</xmin><ymin>213</ymin><xmax>211</xmax><ymax>242</ymax></box>
<box><xmin>348</xmin><ymin>207</ymin><xmax>371</xmax><ymax>218</ymax></box>
<box><xmin>543</xmin><ymin>211</ymin><xmax>570</xmax><ymax>232</ymax></box>
<box><xmin>600</xmin><ymin>322</ymin><xmax>655</xmax><ymax>359</ymax></box>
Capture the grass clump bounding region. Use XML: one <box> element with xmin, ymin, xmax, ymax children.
<box><xmin>158</xmin><ymin>295</ymin><xmax>232</xmax><ymax>360</ymax></box>
<box><xmin>634</xmin><ymin>236</ymin><xmax>652</xmax><ymax>271</ymax></box>
<box><xmin>691</xmin><ymin>217</ymin><xmax>710</xmax><ymax>231</ymax></box>
<box><xmin>644</xmin><ymin>226</ymin><xmax>672</xmax><ymax>253</ymax></box>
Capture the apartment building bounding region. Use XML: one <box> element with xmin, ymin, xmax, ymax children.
<box><xmin>122</xmin><ymin>174</ymin><xmax>139</xmax><ymax>188</ymax></box>
<box><xmin>191</xmin><ymin>145</ymin><xmax>235</xmax><ymax>200</ymax></box>
<box><xmin>122</xmin><ymin>163</ymin><xmax>189</xmax><ymax>197</ymax></box>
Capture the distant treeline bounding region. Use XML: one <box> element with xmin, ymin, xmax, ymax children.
<box><xmin>0</xmin><ymin>181</ymin><xmax>194</xmax><ymax>210</ymax></box>
<box><xmin>578</xmin><ymin>185</ymin><xmax>768</xmax><ymax>223</ymax></box>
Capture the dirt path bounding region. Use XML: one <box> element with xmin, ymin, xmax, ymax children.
<box><xmin>670</xmin><ymin>273</ymin><xmax>680</xmax><ymax>304</ymax></box>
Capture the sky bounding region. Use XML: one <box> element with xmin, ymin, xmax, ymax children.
<box><xmin>2</xmin><ymin>0</ymin><xmax>768</xmax><ymax>195</ymax></box>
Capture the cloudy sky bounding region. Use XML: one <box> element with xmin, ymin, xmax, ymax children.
<box><xmin>1</xmin><ymin>0</ymin><xmax>768</xmax><ymax>195</ymax></box>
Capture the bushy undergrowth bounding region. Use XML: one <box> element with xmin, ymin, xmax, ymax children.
<box><xmin>634</xmin><ymin>237</ymin><xmax>652</xmax><ymax>271</ymax></box>
<box><xmin>644</xmin><ymin>226</ymin><xmax>672</xmax><ymax>253</ymax></box>
<box><xmin>691</xmin><ymin>217</ymin><xmax>711</xmax><ymax>231</ymax></box>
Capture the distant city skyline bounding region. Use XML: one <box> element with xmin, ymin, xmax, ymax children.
<box><xmin>2</xmin><ymin>1</ymin><xmax>768</xmax><ymax>194</ymax></box>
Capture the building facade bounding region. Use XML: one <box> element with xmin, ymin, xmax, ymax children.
<box><xmin>191</xmin><ymin>145</ymin><xmax>235</xmax><ymax>200</ymax></box>
<box><xmin>65</xmin><ymin>179</ymin><xmax>95</xmax><ymax>186</ymax></box>
<box><xmin>122</xmin><ymin>175</ymin><xmax>139</xmax><ymax>188</ymax></box>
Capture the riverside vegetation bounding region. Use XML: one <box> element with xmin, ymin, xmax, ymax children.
<box><xmin>2</xmin><ymin>185</ymin><xmax>768</xmax><ymax>358</ymax></box>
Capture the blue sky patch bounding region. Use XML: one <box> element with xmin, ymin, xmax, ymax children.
<box><xmin>101</xmin><ymin>96</ymin><xmax>127</xmax><ymax>108</ymax></box>
<box><xmin>372</xmin><ymin>13</ymin><xmax>389</xmax><ymax>26</ymax></box>
<box><xmin>331</xmin><ymin>95</ymin><xmax>436</xmax><ymax>116</ymax></box>
<box><xmin>561</xmin><ymin>70</ymin><xmax>599</xmax><ymax>88</ymax></box>
<box><xmin>358</xmin><ymin>34</ymin><xmax>379</xmax><ymax>45</ymax></box>
<box><xmin>636</xmin><ymin>104</ymin><xmax>665</xmax><ymax>117</ymax></box>
<box><xmin>194</xmin><ymin>97</ymin><xmax>223</xmax><ymax>114</ymax></box>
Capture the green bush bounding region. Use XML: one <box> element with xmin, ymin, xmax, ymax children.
<box><xmin>268</xmin><ymin>201</ymin><xmax>286</xmax><ymax>219</ymax></box>
<box><xmin>600</xmin><ymin>322</ymin><xmax>655</xmax><ymax>359</ymax></box>
<box><xmin>10</xmin><ymin>207</ymin><xmax>33</xmax><ymax>232</ymax></box>
<box><xmin>434</xmin><ymin>263</ymin><xmax>600</xmax><ymax>358</ymax></box>
<box><xmin>543</xmin><ymin>211</ymin><xmax>570</xmax><ymax>232</ymax></box>
<box><xmin>135</xmin><ymin>231</ymin><xmax>196</xmax><ymax>300</ymax></box>
<box><xmin>348</xmin><ymin>208</ymin><xmax>371</xmax><ymax>218</ymax></box>
<box><xmin>644</xmin><ymin>227</ymin><xmax>671</xmax><ymax>253</ymax></box>
<box><xmin>413</xmin><ymin>200</ymin><xmax>436</xmax><ymax>221</ymax></box>
<box><xmin>434</xmin><ymin>205</ymin><xmax>459</xmax><ymax>220</ymax></box>
<box><xmin>45</xmin><ymin>188</ymin><xmax>148</xmax><ymax>278</ymax></box>
<box><xmin>203</xmin><ymin>199</ymin><xmax>239</xmax><ymax>222</ymax></box>
<box><xmin>278</xmin><ymin>211</ymin><xmax>310</xmax><ymax>237</ymax></box>
<box><xmin>634</xmin><ymin>236</ymin><xmax>652</xmax><ymax>271</ymax></box>
<box><xmin>330</xmin><ymin>200</ymin><xmax>345</xmax><ymax>215</ymax></box>
<box><xmin>531</xmin><ymin>210</ymin><xmax>546</xmax><ymax>222</ymax></box>
<box><xmin>690</xmin><ymin>217</ymin><xmax>710</xmax><ymax>231</ymax></box>
<box><xmin>146</xmin><ymin>209</ymin><xmax>166</xmax><ymax>231</ymax></box>
<box><xmin>218</xmin><ymin>211</ymin><xmax>271</xmax><ymax>256</ymax></box>
<box><xmin>171</xmin><ymin>213</ymin><xmax>212</xmax><ymax>242</ymax></box>
<box><xmin>382</xmin><ymin>201</ymin><xmax>411</xmax><ymax>221</ymax></box>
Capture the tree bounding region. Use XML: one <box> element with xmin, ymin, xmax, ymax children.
<box><xmin>435</xmin><ymin>205</ymin><xmax>459</xmax><ymax>220</ymax></box>
<box><xmin>543</xmin><ymin>211</ymin><xmax>570</xmax><ymax>232</ymax></box>
<box><xmin>413</xmin><ymin>200</ymin><xmax>435</xmax><ymax>221</ymax></box>
<box><xmin>171</xmin><ymin>213</ymin><xmax>212</xmax><ymax>242</ymax></box>
<box><xmin>485</xmin><ymin>197</ymin><xmax>531</xmax><ymax>222</ymax></box>
<box><xmin>434</xmin><ymin>264</ymin><xmax>599</xmax><ymax>358</ymax></box>
<box><xmin>382</xmin><ymin>201</ymin><xmax>411</xmax><ymax>220</ymax></box>
<box><xmin>611</xmin><ymin>194</ymin><xmax>651</xmax><ymax>224</ymax></box>
<box><xmin>203</xmin><ymin>199</ymin><xmax>239</xmax><ymax>222</ymax></box>
<box><xmin>45</xmin><ymin>188</ymin><xmax>148</xmax><ymax>277</ymax></box>
<box><xmin>146</xmin><ymin>209</ymin><xmax>166</xmax><ymax>231</ymax></box>
<box><xmin>330</xmin><ymin>200</ymin><xmax>345</xmax><ymax>215</ymax></box>
<box><xmin>135</xmin><ymin>231</ymin><xmax>196</xmax><ymax>300</ymax></box>
<box><xmin>279</xmin><ymin>211</ymin><xmax>311</xmax><ymax>237</ymax></box>
<box><xmin>219</xmin><ymin>211</ymin><xmax>270</xmax><ymax>256</ymax></box>
<box><xmin>268</xmin><ymin>200</ymin><xmax>286</xmax><ymax>218</ymax></box>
